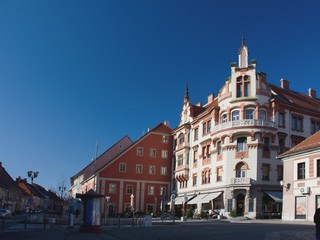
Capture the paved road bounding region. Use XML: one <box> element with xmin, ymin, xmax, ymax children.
<box><xmin>0</xmin><ymin>219</ymin><xmax>316</xmax><ymax>240</ymax></box>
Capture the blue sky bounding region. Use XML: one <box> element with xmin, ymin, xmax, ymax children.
<box><xmin>0</xmin><ymin>0</ymin><xmax>320</xmax><ymax>191</ymax></box>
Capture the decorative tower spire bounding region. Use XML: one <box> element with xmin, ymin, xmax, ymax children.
<box><xmin>184</xmin><ymin>81</ymin><xmax>189</xmax><ymax>103</ymax></box>
<box><xmin>238</xmin><ymin>33</ymin><xmax>248</xmax><ymax>68</ymax></box>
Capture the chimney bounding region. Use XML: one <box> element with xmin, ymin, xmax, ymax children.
<box><xmin>280</xmin><ymin>79</ymin><xmax>289</xmax><ymax>89</ymax></box>
<box><xmin>309</xmin><ymin>88</ymin><xmax>316</xmax><ymax>98</ymax></box>
<box><xmin>207</xmin><ymin>93</ymin><xmax>214</xmax><ymax>104</ymax></box>
<box><xmin>196</xmin><ymin>102</ymin><xmax>202</xmax><ymax>107</ymax></box>
<box><xmin>164</xmin><ymin>120</ymin><xmax>170</xmax><ymax>127</ymax></box>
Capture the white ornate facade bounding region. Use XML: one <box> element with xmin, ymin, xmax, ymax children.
<box><xmin>172</xmin><ymin>38</ymin><xmax>320</xmax><ymax>219</ymax></box>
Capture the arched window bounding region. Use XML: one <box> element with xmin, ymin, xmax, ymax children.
<box><xmin>221</xmin><ymin>113</ymin><xmax>228</xmax><ymax>123</ymax></box>
<box><xmin>232</xmin><ymin>110</ymin><xmax>240</xmax><ymax>121</ymax></box>
<box><xmin>245</xmin><ymin>108</ymin><xmax>254</xmax><ymax>119</ymax></box>
<box><xmin>235</xmin><ymin>162</ymin><xmax>248</xmax><ymax>178</ymax></box>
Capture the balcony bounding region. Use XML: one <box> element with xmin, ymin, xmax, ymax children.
<box><xmin>231</xmin><ymin>177</ymin><xmax>251</xmax><ymax>185</ymax></box>
<box><xmin>212</xmin><ymin>119</ymin><xmax>275</xmax><ymax>132</ymax></box>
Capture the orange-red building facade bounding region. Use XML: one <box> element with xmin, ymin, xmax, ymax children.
<box><xmin>95</xmin><ymin>123</ymin><xmax>173</xmax><ymax>216</ymax></box>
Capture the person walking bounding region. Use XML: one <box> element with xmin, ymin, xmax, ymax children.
<box><xmin>314</xmin><ymin>208</ymin><xmax>320</xmax><ymax>240</ymax></box>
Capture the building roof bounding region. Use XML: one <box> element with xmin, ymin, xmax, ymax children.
<box><xmin>70</xmin><ymin>135</ymin><xmax>133</xmax><ymax>182</ymax></box>
<box><xmin>278</xmin><ymin>130</ymin><xmax>320</xmax><ymax>158</ymax></box>
<box><xmin>0</xmin><ymin>162</ymin><xmax>20</xmax><ymax>190</ymax></box>
<box><xmin>270</xmin><ymin>84</ymin><xmax>320</xmax><ymax>114</ymax></box>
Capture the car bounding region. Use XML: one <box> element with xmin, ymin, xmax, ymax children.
<box><xmin>0</xmin><ymin>209</ymin><xmax>12</xmax><ymax>219</ymax></box>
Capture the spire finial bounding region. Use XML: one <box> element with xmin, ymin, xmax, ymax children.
<box><xmin>242</xmin><ymin>32</ymin><xmax>245</xmax><ymax>46</ymax></box>
<box><xmin>184</xmin><ymin>81</ymin><xmax>189</xmax><ymax>103</ymax></box>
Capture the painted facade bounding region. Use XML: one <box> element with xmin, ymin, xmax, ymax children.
<box><xmin>70</xmin><ymin>122</ymin><xmax>173</xmax><ymax>217</ymax></box>
<box><xmin>172</xmin><ymin>38</ymin><xmax>320</xmax><ymax>219</ymax></box>
<box><xmin>279</xmin><ymin>131</ymin><xmax>320</xmax><ymax>221</ymax></box>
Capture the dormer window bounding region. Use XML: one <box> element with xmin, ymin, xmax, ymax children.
<box><xmin>236</xmin><ymin>75</ymin><xmax>250</xmax><ymax>98</ymax></box>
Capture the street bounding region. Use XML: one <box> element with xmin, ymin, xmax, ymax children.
<box><xmin>0</xmin><ymin>218</ymin><xmax>316</xmax><ymax>240</ymax></box>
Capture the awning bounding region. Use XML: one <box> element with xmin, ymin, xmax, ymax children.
<box><xmin>188</xmin><ymin>194</ymin><xmax>204</xmax><ymax>204</ymax></box>
<box><xmin>265</xmin><ymin>191</ymin><xmax>283</xmax><ymax>203</ymax></box>
<box><xmin>199</xmin><ymin>192</ymin><xmax>222</xmax><ymax>203</ymax></box>
<box><xmin>188</xmin><ymin>192</ymin><xmax>222</xmax><ymax>204</ymax></box>
<box><xmin>174</xmin><ymin>195</ymin><xmax>191</xmax><ymax>205</ymax></box>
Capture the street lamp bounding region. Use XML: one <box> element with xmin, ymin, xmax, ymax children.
<box><xmin>27</xmin><ymin>171</ymin><xmax>39</xmax><ymax>184</ymax></box>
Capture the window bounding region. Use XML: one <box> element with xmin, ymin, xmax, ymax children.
<box><xmin>237</xmin><ymin>137</ymin><xmax>247</xmax><ymax>152</ymax></box>
<box><xmin>193</xmin><ymin>149</ymin><xmax>198</xmax><ymax>164</ymax></box>
<box><xmin>311</xmin><ymin>120</ymin><xmax>320</xmax><ymax>134</ymax></box>
<box><xmin>236</xmin><ymin>162</ymin><xmax>247</xmax><ymax>178</ymax></box>
<box><xmin>259</xmin><ymin>110</ymin><xmax>267</xmax><ymax>121</ymax></box>
<box><xmin>263</xmin><ymin>137</ymin><xmax>270</xmax><ymax>152</ymax></box>
<box><xmin>279</xmin><ymin>112</ymin><xmax>285</xmax><ymax>127</ymax></box>
<box><xmin>177</xmin><ymin>154</ymin><xmax>183</xmax><ymax>166</ymax></box>
<box><xmin>245</xmin><ymin>108</ymin><xmax>254</xmax><ymax>119</ymax></box>
<box><xmin>262</xmin><ymin>164</ymin><xmax>270</xmax><ymax>181</ymax></box>
<box><xmin>207</xmin><ymin>120</ymin><xmax>211</xmax><ymax>133</ymax></box>
<box><xmin>149</xmin><ymin>165</ymin><xmax>156</xmax><ymax>175</ymax></box>
<box><xmin>317</xmin><ymin>159</ymin><xmax>320</xmax><ymax>178</ymax></box>
<box><xmin>137</xmin><ymin>147</ymin><xmax>144</xmax><ymax>156</ymax></box>
<box><xmin>192</xmin><ymin>174</ymin><xmax>197</xmax><ymax>186</ymax></box>
<box><xmin>194</xmin><ymin>127</ymin><xmax>199</xmax><ymax>140</ymax></box>
<box><xmin>178</xmin><ymin>133</ymin><xmax>185</xmax><ymax>145</ymax></box>
<box><xmin>160</xmin><ymin>166</ymin><xmax>167</xmax><ymax>175</ymax></box>
<box><xmin>277</xmin><ymin>165</ymin><xmax>283</xmax><ymax>181</ymax></box>
<box><xmin>162</xmin><ymin>135</ymin><xmax>169</xmax><ymax>143</ymax></box>
<box><xmin>217</xmin><ymin>141</ymin><xmax>222</xmax><ymax>155</ymax></box>
<box><xmin>292</xmin><ymin>114</ymin><xmax>303</xmax><ymax>131</ymax></box>
<box><xmin>221</xmin><ymin>114</ymin><xmax>228</xmax><ymax>123</ymax></box>
<box><xmin>119</xmin><ymin>163</ymin><xmax>126</xmax><ymax>172</ymax></box>
<box><xmin>278</xmin><ymin>139</ymin><xmax>285</xmax><ymax>154</ymax></box>
<box><xmin>232</xmin><ymin>110</ymin><xmax>240</xmax><ymax>121</ymax></box>
<box><xmin>150</xmin><ymin>148</ymin><xmax>156</xmax><ymax>158</ymax></box>
<box><xmin>160</xmin><ymin>186</ymin><xmax>166</xmax><ymax>195</ymax></box>
<box><xmin>297</xmin><ymin>162</ymin><xmax>305</xmax><ymax>180</ymax></box>
<box><xmin>202</xmin><ymin>169</ymin><xmax>211</xmax><ymax>184</ymax></box>
<box><xmin>236</xmin><ymin>75</ymin><xmax>250</xmax><ymax>98</ymax></box>
<box><xmin>217</xmin><ymin>167</ymin><xmax>223</xmax><ymax>182</ymax></box>
<box><xmin>203</xmin><ymin>122</ymin><xmax>207</xmax><ymax>135</ymax></box>
<box><xmin>148</xmin><ymin>186</ymin><xmax>154</xmax><ymax>195</ymax></box>
<box><xmin>202</xmin><ymin>145</ymin><xmax>210</xmax><ymax>159</ymax></box>
<box><xmin>136</xmin><ymin>164</ymin><xmax>143</xmax><ymax>174</ymax></box>
<box><xmin>109</xmin><ymin>184</ymin><xmax>116</xmax><ymax>194</ymax></box>
<box><xmin>161</xmin><ymin>150</ymin><xmax>168</xmax><ymax>159</ymax></box>
<box><xmin>126</xmin><ymin>185</ymin><xmax>133</xmax><ymax>194</ymax></box>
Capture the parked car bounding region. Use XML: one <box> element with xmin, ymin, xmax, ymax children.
<box><xmin>0</xmin><ymin>209</ymin><xmax>12</xmax><ymax>219</ymax></box>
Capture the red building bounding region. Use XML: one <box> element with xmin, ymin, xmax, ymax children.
<box><xmin>72</xmin><ymin>122</ymin><xmax>173</xmax><ymax>217</ymax></box>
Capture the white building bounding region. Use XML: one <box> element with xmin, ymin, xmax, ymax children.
<box><xmin>172</xmin><ymin>37</ymin><xmax>320</xmax><ymax>219</ymax></box>
<box><xmin>279</xmin><ymin>130</ymin><xmax>320</xmax><ymax>221</ymax></box>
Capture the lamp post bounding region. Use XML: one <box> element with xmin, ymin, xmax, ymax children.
<box><xmin>27</xmin><ymin>171</ymin><xmax>39</xmax><ymax>184</ymax></box>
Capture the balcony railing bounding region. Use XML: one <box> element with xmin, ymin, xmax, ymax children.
<box><xmin>231</xmin><ymin>177</ymin><xmax>251</xmax><ymax>185</ymax></box>
<box><xmin>213</xmin><ymin>119</ymin><xmax>275</xmax><ymax>132</ymax></box>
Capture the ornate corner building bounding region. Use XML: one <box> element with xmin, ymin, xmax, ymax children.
<box><xmin>172</xmin><ymin>38</ymin><xmax>320</xmax><ymax>219</ymax></box>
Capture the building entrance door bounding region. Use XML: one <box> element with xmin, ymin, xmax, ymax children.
<box><xmin>236</xmin><ymin>194</ymin><xmax>245</xmax><ymax>216</ymax></box>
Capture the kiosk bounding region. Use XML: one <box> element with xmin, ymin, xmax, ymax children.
<box><xmin>76</xmin><ymin>189</ymin><xmax>104</xmax><ymax>233</ymax></box>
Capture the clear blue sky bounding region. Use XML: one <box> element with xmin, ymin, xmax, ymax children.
<box><xmin>1</xmin><ymin>0</ymin><xmax>320</xmax><ymax>191</ymax></box>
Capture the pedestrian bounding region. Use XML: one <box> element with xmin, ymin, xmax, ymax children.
<box><xmin>314</xmin><ymin>208</ymin><xmax>320</xmax><ymax>240</ymax></box>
